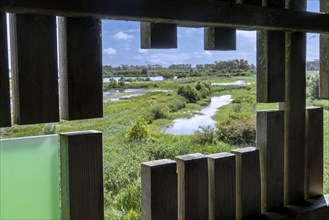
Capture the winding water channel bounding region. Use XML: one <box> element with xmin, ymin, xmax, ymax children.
<box><xmin>165</xmin><ymin>95</ymin><xmax>233</xmax><ymax>135</ymax></box>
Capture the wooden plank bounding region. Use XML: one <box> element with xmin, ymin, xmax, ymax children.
<box><xmin>280</xmin><ymin>0</ymin><xmax>307</xmax><ymax>205</ymax></box>
<box><xmin>257</xmin><ymin>0</ymin><xmax>285</xmax><ymax>103</ymax></box>
<box><xmin>58</xmin><ymin>17</ymin><xmax>103</xmax><ymax>120</ymax></box>
<box><xmin>141</xmin><ymin>159</ymin><xmax>177</xmax><ymax>220</ymax></box>
<box><xmin>242</xmin><ymin>0</ymin><xmax>262</xmax><ymax>5</ymax></box>
<box><xmin>176</xmin><ymin>153</ymin><xmax>208</xmax><ymax>220</ymax></box>
<box><xmin>0</xmin><ymin>12</ymin><xmax>11</xmax><ymax>127</ymax></box>
<box><xmin>244</xmin><ymin>195</ymin><xmax>329</xmax><ymax>220</ymax></box>
<box><xmin>141</xmin><ymin>23</ymin><xmax>177</xmax><ymax>49</ymax></box>
<box><xmin>204</xmin><ymin>27</ymin><xmax>236</xmax><ymax>51</ymax></box>
<box><xmin>207</xmin><ymin>153</ymin><xmax>236</xmax><ymax>220</ymax></box>
<box><xmin>204</xmin><ymin>0</ymin><xmax>236</xmax><ymax>51</ymax></box>
<box><xmin>257</xmin><ymin>110</ymin><xmax>284</xmax><ymax>212</ymax></box>
<box><xmin>9</xmin><ymin>14</ymin><xmax>59</xmax><ymax>125</ymax></box>
<box><xmin>60</xmin><ymin>131</ymin><xmax>104</xmax><ymax>220</ymax></box>
<box><xmin>1</xmin><ymin>1</ymin><xmax>329</xmax><ymax>33</ymax></box>
<box><xmin>231</xmin><ymin>147</ymin><xmax>261</xmax><ymax>219</ymax></box>
<box><xmin>306</xmin><ymin>107</ymin><xmax>323</xmax><ymax>198</ymax></box>
<box><xmin>320</xmin><ymin>0</ymin><xmax>329</xmax><ymax>99</ymax></box>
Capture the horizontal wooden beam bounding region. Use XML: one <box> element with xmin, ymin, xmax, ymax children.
<box><xmin>1</xmin><ymin>1</ymin><xmax>329</xmax><ymax>33</ymax></box>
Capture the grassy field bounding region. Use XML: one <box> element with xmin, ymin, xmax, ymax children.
<box><xmin>0</xmin><ymin>73</ymin><xmax>328</xmax><ymax>219</ymax></box>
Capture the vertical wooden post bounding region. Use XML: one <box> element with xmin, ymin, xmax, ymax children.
<box><xmin>60</xmin><ymin>131</ymin><xmax>104</xmax><ymax>220</ymax></box>
<box><xmin>58</xmin><ymin>17</ymin><xmax>103</xmax><ymax>120</ymax></box>
<box><xmin>306</xmin><ymin>107</ymin><xmax>323</xmax><ymax>198</ymax></box>
<box><xmin>204</xmin><ymin>0</ymin><xmax>236</xmax><ymax>51</ymax></box>
<box><xmin>231</xmin><ymin>147</ymin><xmax>261</xmax><ymax>219</ymax></box>
<box><xmin>257</xmin><ymin>111</ymin><xmax>284</xmax><ymax>212</ymax></box>
<box><xmin>320</xmin><ymin>0</ymin><xmax>329</xmax><ymax>99</ymax></box>
<box><xmin>207</xmin><ymin>153</ymin><xmax>236</xmax><ymax>220</ymax></box>
<box><xmin>141</xmin><ymin>159</ymin><xmax>178</xmax><ymax>220</ymax></box>
<box><xmin>257</xmin><ymin>0</ymin><xmax>285</xmax><ymax>103</ymax></box>
<box><xmin>280</xmin><ymin>0</ymin><xmax>307</xmax><ymax>205</ymax></box>
<box><xmin>0</xmin><ymin>13</ymin><xmax>11</xmax><ymax>127</ymax></box>
<box><xmin>176</xmin><ymin>153</ymin><xmax>208</xmax><ymax>220</ymax></box>
<box><xmin>141</xmin><ymin>23</ymin><xmax>177</xmax><ymax>49</ymax></box>
<box><xmin>9</xmin><ymin>14</ymin><xmax>59</xmax><ymax>125</ymax></box>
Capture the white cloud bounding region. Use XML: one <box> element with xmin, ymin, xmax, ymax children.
<box><xmin>138</xmin><ymin>49</ymin><xmax>148</xmax><ymax>53</ymax></box>
<box><xmin>133</xmin><ymin>55</ymin><xmax>144</xmax><ymax>60</ymax></box>
<box><xmin>103</xmin><ymin>47</ymin><xmax>117</xmax><ymax>56</ymax></box>
<box><xmin>113</xmin><ymin>32</ymin><xmax>134</xmax><ymax>41</ymax></box>
<box><xmin>237</xmin><ymin>30</ymin><xmax>256</xmax><ymax>39</ymax></box>
<box><xmin>193</xmin><ymin>51</ymin><xmax>213</xmax><ymax>58</ymax></box>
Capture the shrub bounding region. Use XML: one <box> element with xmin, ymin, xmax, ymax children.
<box><xmin>127</xmin><ymin>118</ymin><xmax>149</xmax><ymax>142</ymax></box>
<box><xmin>150</xmin><ymin>106</ymin><xmax>169</xmax><ymax>120</ymax></box>
<box><xmin>217</xmin><ymin>113</ymin><xmax>256</xmax><ymax>146</ymax></box>
<box><xmin>177</xmin><ymin>85</ymin><xmax>201</xmax><ymax>103</ymax></box>
<box><xmin>308</xmin><ymin>73</ymin><xmax>320</xmax><ymax>100</ymax></box>
<box><xmin>193</xmin><ymin>126</ymin><xmax>217</xmax><ymax>144</ymax></box>
<box><xmin>114</xmin><ymin>180</ymin><xmax>141</xmax><ymax>214</ymax></box>
<box><xmin>43</xmin><ymin>123</ymin><xmax>57</xmax><ymax>135</ymax></box>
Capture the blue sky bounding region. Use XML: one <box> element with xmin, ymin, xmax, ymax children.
<box><xmin>102</xmin><ymin>1</ymin><xmax>319</xmax><ymax>67</ymax></box>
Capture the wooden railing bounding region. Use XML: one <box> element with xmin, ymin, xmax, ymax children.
<box><xmin>141</xmin><ymin>107</ymin><xmax>326</xmax><ymax>220</ymax></box>
<box><xmin>0</xmin><ymin>0</ymin><xmax>329</xmax><ymax>220</ymax></box>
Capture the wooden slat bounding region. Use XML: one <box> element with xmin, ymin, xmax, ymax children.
<box><xmin>176</xmin><ymin>153</ymin><xmax>208</xmax><ymax>220</ymax></box>
<box><xmin>280</xmin><ymin>0</ymin><xmax>307</xmax><ymax>205</ymax></box>
<box><xmin>257</xmin><ymin>110</ymin><xmax>284</xmax><ymax>212</ymax></box>
<box><xmin>207</xmin><ymin>153</ymin><xmax>236</xmax><ymax>220</ymax></box>
<box><xmin>0</xmin><ymin>12</ymin><xmax>11</xmax><ymax>127</ymax></box>
<box><xmin>141</xmin><ymin>23</ymin><xmax>177</xmax><ymax>49</ymax></box>
<box><xmin>204</xmin><ymin>0</ymin><xmax>236</xmax><ymax>51</ymax></box>
<box><xmin>231</xmin><ymin>147</ymin><xmax>261</xmax><ymax>219</ymax></box>
<box><xmin>257</xmin><ymin>0</ymin><xmax>285</xmax><ymax>103</ymax></box>
<box><xmin>306</xmin><ymin>107</ymin><xmax>324</xmax><ymax>199</ymax></box>
<box><xmin>320</xmin><ymin>0</ymin><xmax>329</xmax><ymax>99</ymax></box>
<box><xmin>1</xmin><ymin>1</ymin><xmax>329</xmax><ymax>33</ymax></box>
<box><xmin>58</xmin><ymin>17</ymin><xmax>103</xmax><ymax>120</ymax></box>
<box><xmin>141</xmin><ymin>159</ymin><xmax>177</xmax><ymax>220</ymax></box>
<box><xmin>204</xmin><ymin>27</ymin><xmax>236</xmax><ymax>51</ymax></box>
<box><xmin>242</xmin><ymin>0</ymin><xmax>262</xmax><ymax>5</ymax></box>
<box><xmin>244</xmin><ymin>195</ymin><xmax>329</xmax><ymax>220</ymax></box>
<box><xmin>9</xmin><ymin>14</ymin><xmax>59</xmax><ymax>125</ymax></box>
<box><xmin>60</xmin><ymin>131</ymin><xmax>104</xmax><ymax>220</ymax></box>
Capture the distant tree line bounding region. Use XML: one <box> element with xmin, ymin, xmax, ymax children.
<box><xmin>103</xmin><ymin>59</ymin><xmax>256</xmax><ymax>78</ymax></box>
<box><xmin>306</xmin><ymin>59</ymin><xmax>319</xmax><ymax>71</ymax></box>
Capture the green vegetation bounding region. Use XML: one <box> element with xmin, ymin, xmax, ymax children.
<box><xmin>1</xmin><ymin>69</ymin><xmax>328</xmax><ymax>219</ymax></box>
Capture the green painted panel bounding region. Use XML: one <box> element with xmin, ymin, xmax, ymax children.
<box><xmin>0</xmin><ymin>135</ymin><xmax>60</xmax><ymax>219</ymax></box>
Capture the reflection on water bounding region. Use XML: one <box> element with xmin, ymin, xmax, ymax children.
<box><xmin>212</xmin><ymin>80</ymin><xmax>250</xmax><ymax>86</ymax></box>
<box><xmin>166</xmin><ymin>95</ymin><xmax>233</xmax><ymax>135</ymax></box>
<box><xmin>103</xmin><ymin>76</ymin><xmax>164</xmax><ymax>82</ymax></box>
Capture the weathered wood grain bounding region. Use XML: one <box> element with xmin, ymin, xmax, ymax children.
<box><xmin>207</xmin><ymin>153</ymin><xmax>236</xmax><ymax>220</ymax></box>
<box><xmin>9</xmin><ymin>14</ymin><xmax>59</xmax><ymax>125</ymax></box>
<box><xmin>306</xmin><ymin>107</ymin><xmax>323</xmax><ymax>199</ymax></box>
<box><xmin>320</xmin><ymin>0</ymin><xmax>329</xmax><ymax>99</ymax></box>
<box><xmin>141</xmin><ymin>159</ymin><xmax>177</xmax><ymax>220</ymax></box>
<box><xmin>244</xmin><ymin>195</ymin><xmax>329</xmax><ymax>220</ymax></box>
<box><xmin>204</xmin><ymin>27</ymin><xmax>236</xmax><ymax>51</ymax></box>
<box><xmin>257</xmin><ymin>0</ymin><xmax>285</xmax><ymax>103</ymax></box>
<box><xmin>58</xmin><ymin>17</ymin><xmax>103</xmax><ymax>120</ymax></box>
<box><xmin>257</xmin><ymin>111</ymin><xmax>284</xmax><ymax>212</ymax></box>
<box><xmin>279</xmin><ymin>0</ymin><xmax>307</xmax><ymax>205</ymax></box>
<box><xmin>1</xmin><ymin>1</ymin><xmax>329</xmax><ymax>33</ymax></box>
<box><xmin>141</xmin><ymin>23</ymin><xmax>177</xmax><ymax>49</ymax></box>
<box><xmin>231</xmin><ymin>147</ymin><xmax>261</xmax><ymax>219</ymax></box>
<box><xmin>204</xmin><ymin>0</ymin><xmax>236</xmax><ymax>51</ymax></box>
<box><xmin>0</xmin><ymin>13</ymin><xmax>11</xmax><ymax>127</ymax></box>
<box><xmin>242</xmin><ymin>0</ymin><xmax>262</xmax><ymax>5</ymax></box>
<box><xmin>60</xmin><ymin>131</ymin><xmax>104</xmax><ymax>220</ymax></box>
<box><xmin>176</xmin><ymin>153</ymin><xmax>208</xmax><ymax>220</ymax></box>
